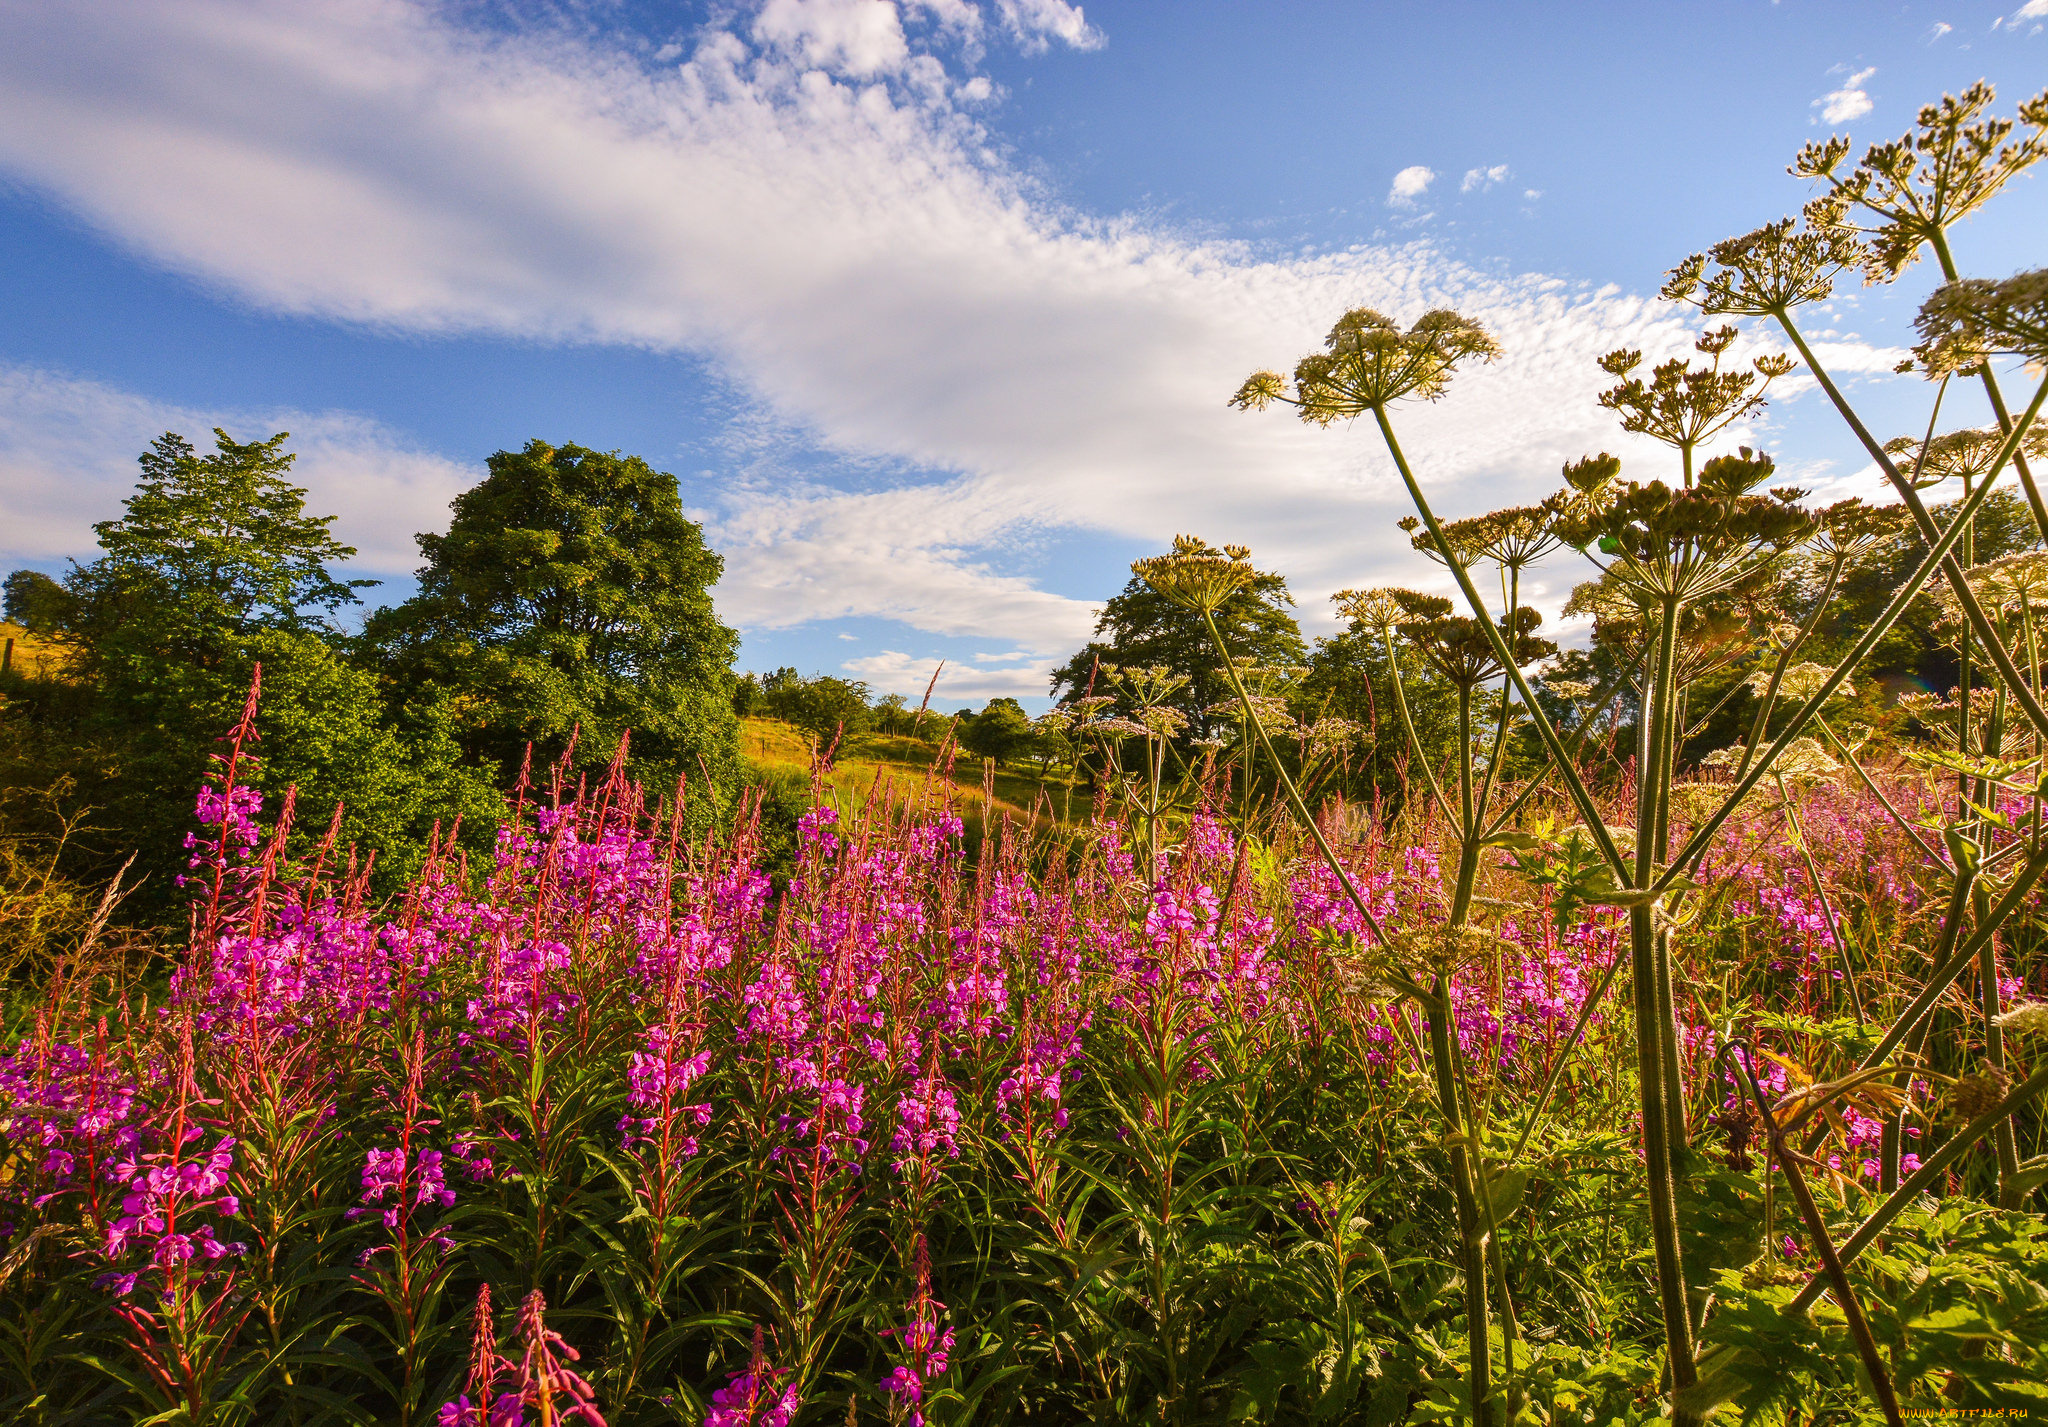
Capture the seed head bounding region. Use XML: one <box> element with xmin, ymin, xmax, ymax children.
<box><xmin>1794</xmin><ymin>82</ymin><xmax>2048</xmax><ymax>285</ymax></box>
<box><xmin>1912</xmin><ymin>269</ymin><xmax>2048</xmax><ymax>376</ymax></box>
<box><xmin>1663</xmin><ymin>218</ymin><xmax>1863</xmax><ymax>316</ymax></box>
<box><xmin>1231</xmin><ymin>307</ymin><xmax>1501</xmax><ymax>423</ymax></box>
<box><xmin>1333</xmin><ymin>587</ymin><xmax>1411</xmax><ymax>633</ymax></box>
<box><xmin>1993</xmin><ymin>1001</ymin><xmax>2048</xmax><ymax>1036</ymax></box>
<box><xmin>1947</xmin><ymin>1065</ymin><xmax>2012</xmax><ymax>1122</ymax></box>
<box><xmin>1131</xmin><ymin>535</ymin><xmax>1260</xmax><ymax>614</ymax></box>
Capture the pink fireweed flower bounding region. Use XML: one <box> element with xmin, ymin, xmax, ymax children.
<box><xmin>0</xmin><ymin>1038</ymin><xmax>145</xmax><ymax>1217</ymax></box>
<box><xmin>909</xmin><ymin>814</ymin><xmax>965</xmax><ymax>863</ymax></box>
<box><xmin>619</xmin><ymin>1026</ymin><xmax>713</xmax><ymax>1162</ymax></box>
<box><xmin>437</xmin><ymin>1396</ymin><xmax>523</xmax><ymax>1427</ymax></box>
<box><xmin>705</xmin><ymin>1326</ymin><xmax>798</xmax><ymax>1427</ymax></box>
<box><xmin>506</xmin><ymin>1289</ymin><xmax>608</xmax><ymax>1426</ymax></box>
<box><xmin>797</xmin><ymin>806</ymin><xmax>841</xmax><ymax>859</ymax></box>
<box><xmin>881</xmin><ymin>1239</ymin><xmax>954</xmax><ymax>1427</ymax></box>
<box><xmin>892</xmin><ymin>1077</ymin><xmax>961</xmax><ymax>1170</ymax></box>
<box><xmin>99</xmin><ymin>1130</ymin><xmax>245</xmax><ymax>1294</ymax></box>
<box><xmin>349</xmin><ymin>1145</ymin><xmax>458</xmax><ymax>1257</ymax></box>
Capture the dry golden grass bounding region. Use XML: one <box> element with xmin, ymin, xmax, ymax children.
<box><xmin>740</xmin><ymin>716</ymin><xmax>1080</xmax><ymax>828</ymax></box>
<box><xmin>0</xmin><ymin>621</ymin><xmax>71</xmax><ymax>680</ymax></box>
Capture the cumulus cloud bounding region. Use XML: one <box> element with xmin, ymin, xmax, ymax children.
<box><xmin>0</xmin><ymin>363</ymin><xmax>473</xmax><ymax>577</ymax></box>
<box><xmin>1387</xmin><ymin>165</ymin><xmax>1437</xmax><ymax>206</ymax></box>
<box><xmin>995</xmin><ymin>0</ymin><xmax>1103</xmax><ymax>53</ymax></box>
<box><xmin>1814</xmin><ymin>67</ymin><xmax>1876</xmax><ymax>124</ymax></box>
<box><xmin>1461</xmin><ymin>164</ymin><xmax>1509</xmax><ymax>193</ymax></box>
<box><xmin>0</xmin><ymin>1</ymin><xmax>1795</xmax><ymax>692</ymax></box>
<box><xmin>752</xmin><ymin>0</ymin><xmax>912</xmax><ymax>77</ymax></box>
<box><xmin>843</xmin><ymin>647</ymin><xmax>1047</xmax><ymax>700</ymax></box>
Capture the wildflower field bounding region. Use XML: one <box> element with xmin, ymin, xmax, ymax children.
<box><xmin>6</xmin><ymin>83</ymin><xmax>2048</xmax><ymax>1427</ymax></box>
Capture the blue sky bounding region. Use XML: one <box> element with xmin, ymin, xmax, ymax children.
<box><xmin>1</xmin><ymin>0</ymin><xmax>2044</xmax><ymax>709</ymax></box>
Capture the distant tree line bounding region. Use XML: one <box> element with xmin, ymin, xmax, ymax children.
<box><xmin>1036</xmin><ymin>491</ymin><xmax>2038</xmax><ymax>813</ymax></box>
<box><xmin>732</xmin><ymin>668</ymin><xmax>1050</xmax><ymax>768</ymax></box>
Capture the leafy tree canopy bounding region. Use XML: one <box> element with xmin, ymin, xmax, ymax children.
<box><xmin>2</xmin><ymin>431</ymin><xmax>493</xmax><ymax>915</ymax></box>
<box><xmin>69</xmin><ymin>430</ymin><xmax>370</xmax><ymax>670</ymax></box>
<box><xmin>363</xmin><ymin>441</ymin><xmax>741</xmax><ymax>799</ymax></box>
<box><xmin>1301</xmin><ymin>621</ymin><xmax>1456</xmax><ymax>803</ymax></box>
<box><xmin>1051</xmin><ymin>554</ymin><xmax>1306</xmax><ymax>740</ymax></box>
<box><xmin>758</xmin><ymin>669</ymin><xmax>874</xmax><ymax>747</ymax></box>
<box><xmin>3</xmin><ymin>570</ymin><xmax>70</xmax><ymax>635</ymax></box>
<box><xmin>959</xmin><ymin>696</ymin><xmax>1034</xmax><ymax>765</ymax></box>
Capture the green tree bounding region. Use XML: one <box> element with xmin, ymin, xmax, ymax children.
<box><xmin>871</xmin><ymin>691</ymin><xmax>911</xmax><ymax>736</ymax></box>
<box><xmin>1050</xmin><ymin>550</ymin><xmax>1306</xmax><ymax>738</ymax></box>
<box><xmin>3</xmin><ymin>570</ymin><xmax>71</xmax><ymax>635</ymax></box>
<box><xmin>759</xmin><ymin>670</ymin><xmax>874</xmax><ymax>747</ymax></box>
<box><xmin>1300</xmin><ymin>621</ymin><xmax>1457</xmax><ymax>803</ymax></box>
<box><xmin>959</xmin><ymin>696</ymin><xmax>1033</xmax><ymax>765</ymax></box>
<box><xmin>363</xmin><ymin>440</ymin><xmax>742</xmax><ymax>806</ymax></box>
<box><xmin>1815</xmin><ymin>484</ymin><xmax>2041</xmax><ymax>693</ymax></box>
<box><xmin>2</xmin><ymin>430</ymin><xmax>495</xmax><ymax>914</ymax></box>
<box><xmin>732</xmin><ymin>672</ymin><xmax>762</xmax><ymax>717</ymax></box>
<box><xmin>68</xmin><ymin>430</ymin><xmax>371</xmax><ymax>676</ymax></box>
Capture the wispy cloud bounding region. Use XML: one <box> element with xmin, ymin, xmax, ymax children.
<box><xmin>1460</xmin><ymin>164</ymin><xmax>1509</xmax><ymax>193</ymax></box>
<box><xmin>1387</xmin><ymin>165</ymin><xmax>1437</xmax><ymax>206</ymax></box>
<box><xmin>1814</xmin><ymin>66</ymin><xmax>1876</xmax><ymax>124</ymax></box>
<box><xmin>0</xmin><ymin>1</ymin><xmax>1784</xmax><ymax>692</ymax></box>
<box><xmin>1927</xmin><ymin>20</ymin><xmax>1953</xmax><ymax>40</ymax></box>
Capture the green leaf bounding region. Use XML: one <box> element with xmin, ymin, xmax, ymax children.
<box><xmin>1483</xmin><ymin>1165</ymin><xmax>1529</xmax><ymax>1221</ymax></box>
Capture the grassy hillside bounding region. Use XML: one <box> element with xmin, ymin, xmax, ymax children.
<box><xmin>0</xmin><ymin>622</ymin><xmax>69</xmax><ymax>682</ymax></box>
<box><xmin>740</xmin><ymin>716</ymin><xmax>1083</xmax><ymax>828</ymax></box>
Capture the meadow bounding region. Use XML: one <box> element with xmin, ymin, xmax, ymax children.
<box><xmin>2</xmin><ymin>81</ymin><xmax>2048</xmax><ymax>1427</ymax></box>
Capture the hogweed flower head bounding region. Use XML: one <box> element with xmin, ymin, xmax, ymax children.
<box><xmin>1793</xmin><ymin>82</ymin><xmax>2048</xmax><ymax>284</ymax></box>
<box><xmin>1814</xmin><ymin>497</ymin><xmax>1905</xmax><ymax>556</ymax></box>
<box><xmin>1703</xmin><ymin>736</ymin><xmax>1839</xmax><ymax>785</ymax></box>
<box><xmin>1333</xmin><ymin>586</ymin><xmax>1415</xmax><ymax>634</ymax></box>
<box><xmin>1745</xmin><ymin>662</ymin><xmax>1851</xmax><ymax>704</ymax></box>
<box><xmin>1131</xmin><ymin>535</ymin><xmax>1260</xmax><ymax>614</ymax></box>
<box><xmin>1913</xmin><ymin>269</ymin><xmax>2048</xmax><ymax>375</ymax></box>
<box><xmin>1969</xmin><ymin>549</ymin><xmax>2048</xmax><ymax>614</ymax></box>
<box><xmin>1595</xmin><ymin>326</ymin><xmax>1796</xmax><ymax>464</ymax></box>
<box><xmin>1231</xmin><ymin>307</ymin><xmax>1500</xmax><ymax>422</ymax></box>
<box><xmin>1663</xmin><ymin>216</ymin><xmax>1863</xmax><ymax>316</ymax></box>
<box><xmin>1885</xmin><ymin>423</ymin><xmax>2048</xmax><ymax>489</ymax></box>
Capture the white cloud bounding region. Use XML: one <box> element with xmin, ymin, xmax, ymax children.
<box><xmin>0</xmin><ymin>363</ymin><xmax>472</xmax><ymax>577</ymax></box>
<box><xmin>1814</xmin><ymin>67</ymin><xmax>1876</xmax><ymax>124</ymax></box>
<box><xmin>2016</xmin><ymin>0</ymin><xmax>2048</xmax><ymax>19</ymax></box>
<box><xmin>753</xmin><ymin>0</ymin><xmax>912</xmax><ymax>77</ymax></box>
<box><xmin>0</xmin><ymin>2</ymin><xmax>1743</xmax><ymax>692</ymax></box>
<box><xmin>843</xmin><ymin>648</ymin><xmax>1048</xmax><ymax>700</ymax></box>
<box><xmin>1387</xmin><ymin>165</ymin><xmax>1436</xmax><ymax>206</ymax></box>
<box><xmin>1461</xmin><ymin>164</ymin><xmax>1509</xmax><ymax>193</ymax></box>
<box><xmin>995</xmin><ymin>0</ymin><xmax>1103</xmax><ymax>53</ymax></box>
<box><xmin>1928</xmin><ymin>21</ymin><xmax>1953</xmax><ymax>39</ymax></box>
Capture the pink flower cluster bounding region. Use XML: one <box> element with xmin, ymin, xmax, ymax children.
<box><xmin>100</xmin><ymin>1130</ymin><xmax>244</xmax><ymax>1296</ymax></box>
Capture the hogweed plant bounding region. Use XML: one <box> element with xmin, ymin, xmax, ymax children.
<box><xmin>1223</xmin><ymin>79</ymin><xmax>2048</xmax><ymax>1425</ymax></box>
